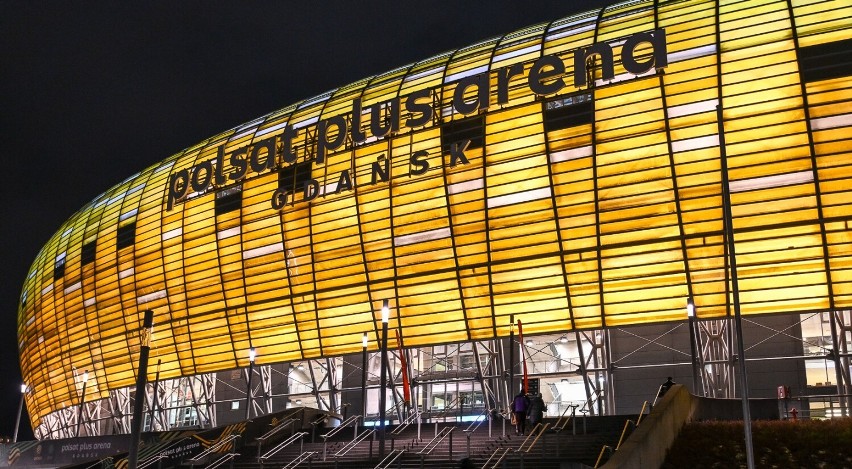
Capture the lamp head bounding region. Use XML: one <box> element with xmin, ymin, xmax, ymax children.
<box><xmin>249</xmin><ymin>347</ymin><xmax>256</xmax><ymax>363</ymax></box>
<box><xmin>381</xmin><ymin>299</ymin><xmax>389</xmax><ymax>323</ymax></box>
<box><xmin>686</xmin><ymin>297</ymin><xmax>695</xmax><ymax>318</ymax></box>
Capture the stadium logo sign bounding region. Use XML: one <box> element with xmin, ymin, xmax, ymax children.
<box><xmin>165</xmin><ymin>29</ymin><xmax>666</xmax><ymax>211</ymax></box>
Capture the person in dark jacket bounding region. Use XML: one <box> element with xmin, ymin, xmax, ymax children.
<box><xmin>659</xmin><ymin>377</ymin><xmax>675</xmax><ymax>397</ymax></box>
<box><xmin>512</xmin><ymin>390</ymin><xmax>530</xmax><ymax>435</ymax></box>
<box><xmin>528</xmin><ymin>393</ymin><xmax>545</xmax><ymax>427</ymax></box>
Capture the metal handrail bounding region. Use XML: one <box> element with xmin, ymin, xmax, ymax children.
<box><xmin>462</xmin><ymin>408</ymin><xmax>490</xmax><ymax>433</ymax></box>
<box><xmin>375</xmin><ymin>448</ymin><xmax>406</xmax><ymax>469</ymax></box>
<box><xmin>390</xmin><ymin>410</ymin><xmax>422</xmax><ymax>435</ymax></box>
<box><xmin>207</xmin><ymin>452</ymin><xmax>239</xmax><ymax>469</ymax></box>
<box><xmin>417</xmin><ymin>426</ymin><xmax>454</xmax><ymax>455</ymax></box>
<box><xmin>282</xmin><ymin>451</ymin><xmax>317</xmax><ymax>469</ymax></box>
<box><xmin>320</xmin><ymin>414</ymin><xmax>361</xmax><ymax>440</ymax></box>
<box><xmin>258</xmin><ymin>431</ymin><xmax>309</xmax><ymax>463</ymax></box>
<box><xmin>636</xmin><ymin>401</ymin><xmax>650</xmax><ymax>426</ymax></box>
<box><xmin>186</xmin><ymin>434</ymin><xmax>240</xmax><ymax>467</ymax></box>
<box><xmin>321</xmin><ymin>415</ymin><xmax>363</xmax><ymax>460</ymax></box>
<box><xmin>80</xmin><ymin>457</ymin><xmax>114</xmax><ymax>469</ymax></box>
<box><xmin>651</xmin><ymin>384</ymin><xmax>666</xmax><ymax>408</ymax></box>
<box><xmin>593</xmin><ymin>445</ymin><xmax>613</xmax><ymax>469</ymax></box>
<box><xmin>615</xmin><ymin>419</ymin><xmax>635</xmax><ymax>451</ymax></box>
<box><xmin>552</xmin><ymin>404</ymin><xmax>578</xmax><ymax>433</ymax></box>
<box><xmin>462</xmin><ymin>407</ymin><xmax>494</xmax><ymax>456</ymax></box>
<box><xmin>260</xmin><ymin>417</ymin><xmax>297</xmax><ymax>441</ymax></box>
<box><xmin>333</xmin><ymin>429</ymin><xmax>375</xmax><ymax>458</ymax></box>
<box><xmin>481</xmin><ymin>447</ymin><xmax>512</xmax><ymax>469</ymax></box>
<box><xmin>256</xmin><ymin>418</ymin><xmax>297</xmax><ymax>459</ymax></box>
<box><xmin>517</xmin><ymin>423</ymin><xmax>550</xmax><ymax>453</ymax></box>
<box><xmin>580</xmin><ymin>392</ymin><xmax>603</xmax><ymax>415</ymax></box>
<box><xmin>311</xmin><ymin>413</ymin><xmax>329</xmax><ymax>426</ymax></box>
<box><xmin>138</xmin><ymin>453</ymin><xmax>167</xmax><ymax>469</ymax></box>
<box><xmin>428</xmin><ymin>397</ymin><xmax>462</xmax><ymax>421</ymax></box>
<box><xmin>137</xmin><ymin>435</ymin><xmax>190</xmax><ymax>469</ymax></box>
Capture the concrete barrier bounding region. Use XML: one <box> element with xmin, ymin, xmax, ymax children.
<box><xmin>601</xmin><ymin>386</ymin><xmax>780</xmax><ymax>468</ymax></box>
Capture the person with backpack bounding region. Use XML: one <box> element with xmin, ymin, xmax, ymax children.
<box><xmin>528</xmin><ymin>393</ymin><xmax>545</xmax><ymax>427</ymax></box>
<box><xmin>511</xmin><ymin>390</ymin><xmax>530</xmax><ymax>435</ymax></box>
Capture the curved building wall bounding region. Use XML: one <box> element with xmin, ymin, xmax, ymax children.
<box><xmin>17</xmin><ymin>0</ymin><xmax>852</xmax><ymax>429</ymax></box>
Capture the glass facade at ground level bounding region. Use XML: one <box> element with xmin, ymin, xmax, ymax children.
<box><xmin>17</xmin><ymin>0</ymin><xmax>852</xmax><ymax>431</ymax></box>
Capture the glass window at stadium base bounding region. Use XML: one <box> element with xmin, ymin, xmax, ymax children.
<box><xmin>17</xmin><ymin>0</ymin><xmax>852</xmax><ymax>438</ymax></box>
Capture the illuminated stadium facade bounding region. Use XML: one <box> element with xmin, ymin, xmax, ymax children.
<box><xmin>17</xmin><ymin>0</ymin><xmax>852</xmax><ymax>439</ymax></box>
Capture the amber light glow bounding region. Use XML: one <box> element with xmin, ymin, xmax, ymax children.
<box><xmin>17</xmin><ymin>0</ymin><xmax>852</xmax><ymax>429</ymax></box>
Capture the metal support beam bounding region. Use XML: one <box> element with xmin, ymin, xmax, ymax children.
<box><xmin>829</xmin><ymin>310</ymin><xmax>852</xmax><ymax>416</ymax></box>
<box><xmin>696</xmin><ymin>318</ymin><xmax>736</xmax><ymax>398</ymax></box>
<box><xmin>576</xmin><ymin>330</ymin><xmax>612</xmax><ymax>415</ymax></box>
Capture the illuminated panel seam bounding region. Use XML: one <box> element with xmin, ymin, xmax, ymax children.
<box><xmin>729</xmin><ymin>170</ymin><xmax>814</xmax><ymax>193</ymax></box>
<box><xmin>447</xmin><ymin>178</ymin><xmax>485</xmax><ymax>195</ymax></box>
<box><xmin>243</xmin><ymin>243</ymin><xmax>283</xmax><ymax>260</ymax></box>
<box><xmin>487</xmin><ymin>187</ymin><xmax>552</xmax><ymax>209</ymax></box>
<box><xmin>137</xmin><ymin>290</ymin><xmax>167</xmax><ymax>304</ymax></box>
<box><xmin>810</xmin><ymin>113</ymin><xmax>852</xmax><ymax>130</ymax></box>
<box><xmin>550</xmin><ymin>146</ymin><xmax>593</xmax><ymax>163</ymax></box>
<box><xmin>667</xmin><ymin>99</ymin><xmax>719</xmax><ymax>118</ymax></box>
<box><xmin>394</xmin><ymin>227</ymin><xmax>452</xmax><ymax>247</ymax></box>
<box><xmin>671</xmin><ymin>135</ymin><xmax>719</xmax><ymax>153</ymax></box>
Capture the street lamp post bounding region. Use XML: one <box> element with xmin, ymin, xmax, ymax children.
<box><xmin>149</xmin><ymin>359</ymin><xmax>162</xmax><ymax>432</ymax></box>
<box><xmin>686</xmin><ymin>297</ymin><xmax>701</xmax><ymax>394</ymax></box>
<box><xmin>508</xmin><ymin>315</ymin><xmax>515</xmax><ymax>398</ymax></box>
<box><xmin>246</xmin><ymin>347</ymin><xmax>256</xmax><ymax>420</ymax></box>
<box><xmin>378</xmin><ymin>299</ymin><xmax>389</xmax><ymax>458</ymax></box>
<box><xmin>14</xmin><ymin>383</ymin><xmax>27</xmax><ymax>443</ymax></box>
<box><xmin>76</xmin><ymin>370</ymin><xmax>89</xmax><ymax>437</ymax></box>
<box><xmin>128</xmin><ymin>310</ymin><xmax>154</xmax><ymax>469</ymax></box>
<box><xmin>361</xmin><ymin>333</ymin><xmax>368</xmax><ymax>419</ymax></box>
<box><xmin>717</xmin><ymin>104</ymin><xmax>754</xmax><ymax>469</ymax></box>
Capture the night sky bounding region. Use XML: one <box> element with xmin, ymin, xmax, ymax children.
<box><xmin>0</xmin><ymin>0</ymin><xmax>611</xmax><ymax>440</ymax></box>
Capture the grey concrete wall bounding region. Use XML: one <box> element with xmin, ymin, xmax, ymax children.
<box><xmin>611</xmin><ymin>314</ymin><xmax>808</xmax><ymax>415</ymax></box>
<box><xmin>602</xmin><ymin>386</ymin><xmax>784</xmax><ymax>468</ymax></box>
<box><xmin>610</xmin><ymin>323</ymin><xmax>695</xmax><ymax>415</ymax></box>
<box><xmin>602</xmin><ymin>384</ymin><xmax>695</xmax><ymax>469</ymax></box>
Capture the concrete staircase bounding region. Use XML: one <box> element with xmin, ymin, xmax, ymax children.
<box><xmin>228</xmin><ymin>415</ymin><xmax>630</xmax><ymax>469</ymax></box>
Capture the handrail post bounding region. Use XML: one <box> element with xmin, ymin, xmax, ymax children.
<box><xmin>448</xmin><ymin>429</ymin><xmax>453</xmax><ymax>461</ymax></box>
<box><xmin>615</xmin><ymin>420</ymin><xmax>635</xmax><ymax>451</ymax></box>
<box><xmin>572</xmin><ymin>406</ymin><xmax>577</xmax><ymax>435</ymax></box>
<box><xmin>636</xmin><ymin>401</ymin><xmax>649</xmax><ymax>426</ymax></box>
<box><xmin>594</xmin><ymin>445</ymin><xmax>611</xmax><ymax>469</ymax></box>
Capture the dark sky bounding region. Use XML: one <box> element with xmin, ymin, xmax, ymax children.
<box><xmin>0</xmin><ymin>0</ymin><xmax>610</xmax><ymax>440</ymax></box>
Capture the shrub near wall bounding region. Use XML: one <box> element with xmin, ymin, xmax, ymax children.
<box><xmin>662</xmin><ymin>419</ymin><xmax>852</xmax><ymax>468</ymax></box>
